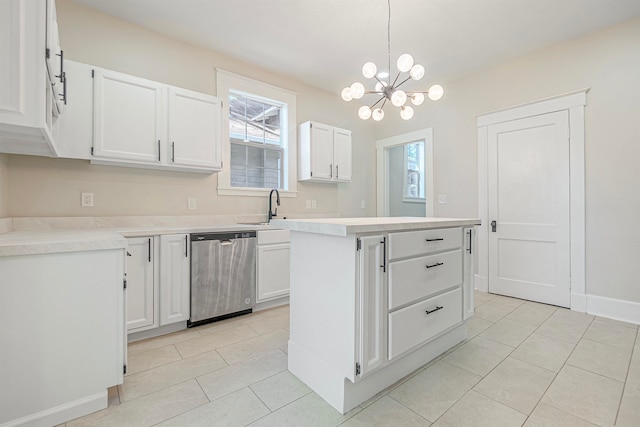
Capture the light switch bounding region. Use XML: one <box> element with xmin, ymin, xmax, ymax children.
<box><xmin>311</xmin><ymin>200</ymin><xmax>317</xmax><ymax>209</ymax></box>
<box><xmin>361</xmin><ymin>200</ymin><xmax>366</xmax><ymax>209</ymax></box>
<box><xmin>438</xmin><ymin>195</ymin><xmax>447</xmax><ymax>204</ymax></box>
<box><xmin>188</xmin><ymin>198</ymin><xmax>197</xmax><ymax>210</ymax></box>
<box><xmin>305</xmin><ymin>200</ymin><xmax>311</xmax><ymax>209</ymax></box>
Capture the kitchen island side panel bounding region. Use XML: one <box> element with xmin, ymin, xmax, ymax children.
<box><xmin>288</xmin><ymin>231</ymin><xmax>357</xmax><ymax>380</ymax></box>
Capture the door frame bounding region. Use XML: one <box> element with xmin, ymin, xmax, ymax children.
<box><xmin>477</xmin><ymin>89</ymin><xmax>588</xmax><ymax>312</ymax></box>
<box><xmin>376</xmin><ymin>128</ymin><xmax>434</xmax><ymax>217</ymax></box>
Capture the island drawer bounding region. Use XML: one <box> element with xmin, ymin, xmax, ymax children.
<box><xmin>388</xmin><ymin>228</ymin><xmax>462</xmax><ymax>260</ymax></box>
<box><xmin>388</xmin><ymin>287</ymin><xmax>462</xmax><ymax>360</ymax></box>
<box><xmin>388</xmin><ymin>249</ymin><xmax>462</xmax><ymax>310</ymax></box>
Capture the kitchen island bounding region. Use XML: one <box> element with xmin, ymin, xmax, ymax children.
<box><xmin>270</xmin><ymin>217</ymin><xmax>480</xmax><ymax>414</ymax></box>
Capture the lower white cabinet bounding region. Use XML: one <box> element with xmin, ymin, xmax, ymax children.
<box><xmin>256</xmin><ymin>229</ymin><xmax>290</xmax><ymax>302</ymax></box>
<box><xmin>126</xmin><ymin>234</ymin><xmax>190</xmax><ymax>334</ymax></box>
<box><xmin>126</xmin><ymin>236</ymin><xmax>157</xmax><ymax>332</ymax></box>
<box><xmin>356</xmin><ymin>235</ymin><xmax>385</xmax><ymax>377</ymax></box>
<box><xmin>160</xmin><ymin>234</ymin><xmax>191</xmax><ymax>325</ymax></box>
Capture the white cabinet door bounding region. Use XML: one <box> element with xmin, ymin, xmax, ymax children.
<box><xmin>463</xmin><ymin>227</ymin><xmax>475</xmax><ymax>320</ymax></box>
<box><xmin>126</xmin><ymin>237</ymin><xmax>155</xmax><ymax>331</ymax></box>
<box><xmin>159</xmin><ymin>234</ymin><xmax>190</xmax><ymax>325</ymax></box>
<box><xmin>309</xmin><ymin>122</ymin><xmax>334</xmax><ymax>180</ymax></box>
<box><xmin>93</xmin><ymin>69</ymin><xmax>166</xmax><ymax>163</ymax></box>
<box><xmin>56</xmin><ymin>60</ymin><xmax>93</xmax><ymax>159</ymax></box>
<box><xmin>256</xmin><ymin>243</ymin><xmax>290</xmax><ymax>302</ymax></box>
<box><xmin>168</xmin><ymin>87</ymin><xmax>222</xmax><ymax>169</ymax></box>
<box><xmin>356</xmin><ymin>235</ymin><xmax>385</xmax><ymax>377</ymax></box>
<box><xmin>333</xmin><ymin>128</ymin><xmax>352</xmax><ymax>182</ymax></box>
<box><xmin>0</xmin><ymin>0</ymin><xmax>60</xmax><ymax>157</ymax></box>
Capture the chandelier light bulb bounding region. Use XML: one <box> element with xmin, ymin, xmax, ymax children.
<box><xmin>400</xmin><ymin>106</ymin><xmax>414</xmax><ymax>120</ymax></box>
<box><xmin>362</xmin><ymin>62</ymin><xmax>377</xmax><ymax>79</ymax></box>
<box><xmin>372</xmin><ymin>108</ymin><xmax>385</xmax><ymax>121</ymax></box>
<box><xmin>341</xmin><ymin>87</ymin><xmax>353</xmax><ymax>102</ymax></box>
<box><xmin>411</xmin><ymin>93</ymin><xmax>425</xmax><ymax>105</ymax></box>
<box><xmin>374</xmin><ymin>81</ymin><xmax>387</xmax><ymax>92</ymax></box>
<box><xmin>358</xmin><ymin>105</ymin><xmax>372</xmax><ymax>120</ymax></box>
<box><xmin>397</xmin><ymin>54</ymin><xmax>414</xmax><ymax>73</ymax></box>
<box><xmin>409</xmin><ymin>64</ymin><xmax>425</xmax><ymax>80</ymax></box>
<box><xmin>350</xmin><ymin>82</ymin><xmax>365</xmax><ymax>99</ymax></box>
<box><xmin>377</xmin><ymin>71</ymin><xmax>389</xmax><ymax>79</ymax></box>
<box><xmin>391</xmin><ymin>90</ymin><xmax>407</xmax><ymax>107</ymax></box>
<box><xmin>427</xmin><ymin>84</ymin><xmax>444</xmax><ymax>101</ymax></box>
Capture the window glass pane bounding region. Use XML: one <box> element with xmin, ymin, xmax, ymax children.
<box><xmin>228</xmin><ymin>90</ymin><xmax>284</xmax><ymax>189</ymax></box>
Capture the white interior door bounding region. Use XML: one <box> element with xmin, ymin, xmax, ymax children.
<box><xmin>488</xmin><ymin>111</ymin><xmax>570</xmax><ymax>307</ymax></box>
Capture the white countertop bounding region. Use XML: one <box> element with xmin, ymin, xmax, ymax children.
<box><xmin>0</xmin><ymin>224</ymin><xmax>272</xmax><ymax>257</ymax></box>
<box><xmin>270</xmin><ymin>217</ymin><xmax>481</xmax><ymax>236</ymax></box>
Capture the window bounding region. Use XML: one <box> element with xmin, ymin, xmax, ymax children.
<box><xmin>216</xmin><ymin>70</ymin><xmax>297</xmax><ymax>196</ymax></box>
<box><xmin>229</xmin><ymin>92</ymin><xmax>283</xmax><ymax>189</ymax></box>
<box><xmin>403</xmin><ymin>141</ymin><xmax>425</xmax><ymax>201</ymax></box>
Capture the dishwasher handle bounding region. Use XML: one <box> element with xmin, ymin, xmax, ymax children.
<box><xmin>220</xmin><ymin>240</ymin><xmax>234</xmax><ymax>246</ymax></box>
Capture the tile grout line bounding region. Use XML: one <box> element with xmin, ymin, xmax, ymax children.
<box><xmin>523</xmin><ymin>313</ymin><xmax>597</xmax><ymax>426</ymax></box>
<box><xmin>613</xmin><ymin>327</ymin><xmax>639</xmax><ymax>426</ymax></box>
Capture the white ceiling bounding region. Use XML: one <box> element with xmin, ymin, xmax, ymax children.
<box><xmin>70</xmin><ymin>0</ymin><xmax>640</xmax><ymax>94</ymax></box>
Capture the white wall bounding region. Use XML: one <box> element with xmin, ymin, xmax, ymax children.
<box><xmin>5</xmin><ymin>0</ymin><xmax>376</xmax><ymax>219</ymax></box>
<box><xmin>379</xmin><ymin>18</ymin><xmax>640</xmax><ymax>304</ymax></box>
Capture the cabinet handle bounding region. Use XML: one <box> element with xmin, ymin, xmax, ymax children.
<box><xmin>336</xmin><ymin>164</ymin><xmax>339</xmax><ymax>179</ymax></box>
<box><xmin>380</xmin><ymin>237</ymin><xmax>386</xmax><ymax>272</ymax></box>
<box><xmin>467</xmin><ymin>230</ymin><xmax>472</xmax><ymax>254</ymax></box>
<box><xmin>426</xmin><ymin>238</ymin><xmax>444</xmax><ymax>242</ymax></box>
<box><xmin>157</xmin><ymin>140</ymin><xmax>161</xmax><ymax>161</ymax></box>
<box><xmin>329</xmin><ymin>164</ymin><xmax>333</xmax><ymax>178</ymax></box>
<box><xmin>59</xmin><ymin>71</ymin><xmax>67</xmax><ymax>105</ymax></box>
<box><xmin>425</xmin><ymin>306</ymin><xmax>444</xmax><ymax>315</ymax></box>
<box><xmin>491</xmin><ymin>220</ymin><xmax>497</xmax><ymax>232</ymax></box>
<box><xmin>185</xmin><ymin>235</ymin><xmax>188</xmax><ymax>258</ymax></box>
<box><xmin>126</xmin><ymin>251</ymin><xmax>132</xmax><ymax>257</ymax></box>
<box><xmin>172</xmin><ymin>142</ymin><xmax>175</xmax><ymax>163</ymax></box>
<box><xmin>148</xmin><ymin>238</ymin><xmax>151</xmax><ymax>262</ymax></box>
<box><xmin>426</xmin><ymin>262</ymin><xmax>443</xmax><ymax>269</ymax></box>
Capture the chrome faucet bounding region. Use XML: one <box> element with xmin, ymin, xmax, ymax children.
<box><xmin>268</xmin><ymin>188</ymin><xmax>280</xmax><ymax>222</ymax></box>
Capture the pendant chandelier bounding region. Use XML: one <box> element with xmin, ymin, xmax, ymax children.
<box><xmin>341</xmin><ymin>0</ymin><xmax>443</xmax><ymax>121</ymax></box>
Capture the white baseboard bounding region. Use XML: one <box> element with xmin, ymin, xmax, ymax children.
<box><xmin>587</xmin><ymin>294</ymin><xmax>640</xmax><ymax>325</ymax></box>
<box><xmin>0</xmin><ymin>391</ymin><xmax>107</xmax><ymax>427</ymax></box>
<box><xmin>571</xmin><ymin>293</ymin><xmax>587</xmax><ymax>313</ymax></box>
<box><xmin>475</xmin><ymin>274</ymin><xmax>488</xmax><ymax>292</ymax></box>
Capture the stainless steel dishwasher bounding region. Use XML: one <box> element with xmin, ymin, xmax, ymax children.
<box><xmin>189</xmin><ymin>231</ymin><xmax>257</xmax><ymax>327</ymax></box>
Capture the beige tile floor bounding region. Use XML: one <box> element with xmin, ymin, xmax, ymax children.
<box><xmin>61</xmin><ymin>291</ymin><xmax>640</xmax><ymax>426</ymax></box>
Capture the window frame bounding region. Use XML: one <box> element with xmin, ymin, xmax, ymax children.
<box><xmin>216</xmin><ymin>69</ymin><xmax>298</xmax><ymax>197</ymax></box>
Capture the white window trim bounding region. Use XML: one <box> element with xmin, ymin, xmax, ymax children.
<box><xmin>216</xmin><ymin>69</ymin><xmax>298</xmax><ymax>197</ymax></box>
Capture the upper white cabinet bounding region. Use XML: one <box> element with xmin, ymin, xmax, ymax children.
<box><xmin>299</xmin><ymin>121</ymin><xmax>352</xmax><ymax>183</ymax></box>
<box><xmin>91</xmin><ymin>67</ymin><xmax>222</xmax><ymax>172</ymax></box>
<box><xmin>159</xmin><ymin>234</ymin><xmax>191</xmax><ymax>326</ymax></box>
<box><xmin>0</xmin><ymin>0</ymin><xmax>66</xmax><ymax>157</ymax></box>
<box><xmin>168</xmin><ymin>88</ymin><xmax>222</xmax><ymax>169</ymax></box>
<box><xmin>93</xmin><ymin>68</ymin><xmax>165</xmax><ymax>163</ymax></box>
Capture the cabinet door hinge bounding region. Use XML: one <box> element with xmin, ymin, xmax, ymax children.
<box><xmin>356</xmin><ymin>238</ymin><xmax>361</xmax><ymax>251</ymax></box>
<box><xmin>90</xmin><ymin>146</ymin><xmax>94</xmax><ymax>156</ymax></box>
<box><xmin>46</xmin><ymin>48</ymin><xmax>50</xmax><ymax>59</ymax></box>
<box><xmin>123</xmin><ymin>364</ymin><xmax>127</xmax><ymax>375</ymax></box>
<box><xmin>123</xmin><ymin>275</ymin><xmax>127</xmax><ymax>290</ymax></box>
<box><xmin>355</xmin><ymin>362</ymin><xmax>361</xmax><ymax>375</ymax></box>
<box><xmin>310</xmin><ymin>171</ymin><xmax>313</xmax><ymax>177</ymax></box>
<box><xmin>91</xmin><ymin>69</ymin><xmax>95</xmax><ymax>78</ymax></box>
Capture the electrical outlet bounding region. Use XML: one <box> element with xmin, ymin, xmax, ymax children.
<box><xmin>438</xmin><ymin>195</ymin><xmax>447</xmax><ymax>204</ymax></box>
<box><xmin>311</xmin><ymin>200</ymin><xmax>317</xmax><ymax>209</ymax></box>
<box><xmin>81</xmin><ymin>193</ymin><xmax>94</xmax><ymax>207</ymax></box>
<box><xmin>305</xmin><ymin>200</ymin><xmax>311</xmax><ymax>209</ymax></box>
<box><xmin>188</xmin><ymin>197</ymin><xmax>197</xmax><ymax>210</ymax></box>
<box><xmin>361</xmin><ymin>200</ymin><xmax>366</xmax><ymax>209</ymax></box>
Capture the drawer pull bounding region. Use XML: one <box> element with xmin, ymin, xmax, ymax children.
<box><xmin>426</xmin><ymin>306</ymin><xmax>444</xmax><ymax>315</ymax></box>
<box><xmin>425</xmin><ymin>262</ymin><xmax>444</xmax><ymax>269</ymax></box>
<box><xmin>426</xmin><ymin>238</ymin><xmax>444</xmax><ymax>242</ymax></box>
